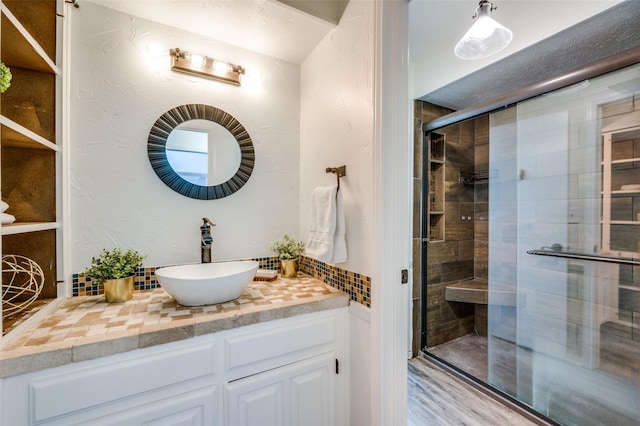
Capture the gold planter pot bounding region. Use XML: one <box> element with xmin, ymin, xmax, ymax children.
<box><xmin>104</xmin><ymin>275</ymin><xmax>134</xmax><ymax>303</ymax></box>
<box><xmin>280</xmin><ymin>258</ymin><xmax>298</xmax><ymax>278</ymax></box>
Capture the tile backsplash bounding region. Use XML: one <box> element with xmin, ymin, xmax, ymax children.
<box><xmin>73</xmin><ymin>255</ymin><xmax>371</xmax><ymax>307</ymax></box>
<box><xmin>299</xmin><ymin>256</ymin><xmax>371</xmax><ymax>307</ymax></box>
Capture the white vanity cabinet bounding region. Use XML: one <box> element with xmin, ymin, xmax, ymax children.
<box><xmin>225</xmin><ymin>353</ymin><xmax>335</xmax><ymax>426</ymax></box>
<box><xmin>0</xmin><ymin>308</ymin><xmax>347</xmax><ymax>426</ymax></box>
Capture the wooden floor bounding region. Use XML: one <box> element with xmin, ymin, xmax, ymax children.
<box><xmin>408</xmin><ymin>356</ymin><xmax>539</xmax><ymax>426</ymax></box>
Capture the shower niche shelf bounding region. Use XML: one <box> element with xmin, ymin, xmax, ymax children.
<box><xmin>427</xmin><ymin>131</ymin><xmax>445</xmax><ymax>242</ymax></box>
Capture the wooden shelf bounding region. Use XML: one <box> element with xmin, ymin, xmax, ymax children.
<box><xmin>429</xmin><ymin>133</ymin><xmax>445</xmax><ymax>162</ymax></box>
<box><xmin>429</xmin><ymin>162</ymin><xmax>444</xmax><ymax>211</ymax></box>
<box><xmin>2</xmin><ymin>229</ymin><xmax>58</xmax><ymax>302</ymax></box>
<box><xmin>619</xmin><ymin>285</ymin><xmax>640</xmax><ymax>292</ymax></box>
<box><xmin>610</xmin><ymin>157</ymin><xmax>640</xmax><ymax>165</ymax></box>
<box><xmin>1</xmin><ymin>146</ymin><xmax>56</xmax><ymax>223</ymax></box>
<box><xmin>1</xmin><ymin>222</ymin><xmax>59</xmax><ymax>236</ymax></box>
<box><xmin>0</xmin><ymin>115</ymin><xmax>57</xmax><ymax>151</ymax></box>
<box><xmin>610</xmin><ymin>190</ymin><xmax>640</xmax><ymax>196</ymax></box>
<box><xmin>0</xmin><ymin>3</ymin><xmax>58</xmax><ymax>74</ymax></box>
<box><xmin>1</xmin><ymin>67</ymin><xmax>57</xmax><ymax>143</ymax></box>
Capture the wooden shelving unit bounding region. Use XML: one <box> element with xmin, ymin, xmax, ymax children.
<box><xmin>1</xmin><ymin>0</ymin><xmax>62</xmax><ymax>336</ymax></box>
<box><xmin>600</xmin><ymin>105</ymin><xmax>640</xmax><ymax>329</ymax></box>
<box><xmin>427</xmin><ymin>131</ymin><xmax>445</xmax><ymax>242</ymax></box>
<box><xmin>601</xmin><ymin>120</ymin><xmax>640</xmax><ymax>256</ymax></box>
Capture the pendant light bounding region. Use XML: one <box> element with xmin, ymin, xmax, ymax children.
<box><xmin>454</xmin><ymin>0</ymin><xmax>513</xmax><ymax>60</ymax></box>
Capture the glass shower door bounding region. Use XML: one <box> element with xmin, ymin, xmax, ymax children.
<box><xmin>488</xmin><ymin>63</ymin><xmax>640</xmax><ymax>425</ymax></box>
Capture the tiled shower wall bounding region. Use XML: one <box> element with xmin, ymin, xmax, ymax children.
<box><xmin>412</xmin><ymin>100</ymin><xmax>489</xmax><ymax>356</ymax></box>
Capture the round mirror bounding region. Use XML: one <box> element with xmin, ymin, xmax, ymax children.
<box><xmin>148</xmin><ymin>104</ymin><xmax>254</xmax><ymax>200</ymax></box>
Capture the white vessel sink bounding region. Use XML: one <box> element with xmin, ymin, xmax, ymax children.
<box><xmin>155</xmin><ymin>261</ymin><xmax>259</xmax><ymax>306</ymax></box>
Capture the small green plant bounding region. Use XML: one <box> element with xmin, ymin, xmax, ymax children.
<box><xmin>0</xmin><ymin>62</ymin><xmax>11</xmax><ymax>93</ymax></box>
<box><xmin>269</xmin><ymin>235</ymin><xmax>305</xmax><ymax>260</ymax></box>
<box><xmin>85</xmin><ymin>248</ymin><xmax>146</xmax><ymax>284</ymax></box>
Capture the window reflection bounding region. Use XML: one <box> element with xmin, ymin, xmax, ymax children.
<box><xmin>166</xmin><ymin>128</ymin><xmax>208</xmax><ymax>186</ymax></box>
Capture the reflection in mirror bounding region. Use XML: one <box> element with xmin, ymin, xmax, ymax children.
<box><xmin>148</xmin><ymin>104</ymin><xmax>254</xmax><ymax>200</ymax></box>
<box><xmin>165</xmin><ymin>119</ymin><xmax>241</xmax><ymax>186</ymax></box>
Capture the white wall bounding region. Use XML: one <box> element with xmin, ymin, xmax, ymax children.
<box><xmin>300</xmin><ymin>1</ymin><xmax>378</xmax><ymax>423</ymax></box>
<box><xmin>69</xmin><ymin>3</ymin><xmax>301</xmax><ymax>272</ymax></box>
<box><xmin>300</xmin><ymin>0</ymin><xmax>375</xmax><ymax>276</ymax></box>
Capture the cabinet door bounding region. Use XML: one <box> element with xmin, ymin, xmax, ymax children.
<box><xmin>73</xmin><ymin>386</ymin><xmax>218</xmax><ymax>426</ymax></box>
<box><xmin>225</xmin><ymin>353</ymin><xmax>335</xmax><ymax>426</ymax></box>
<box><xmin>2</xmin><ymin>338</ymin><xmax>217</xmax><ymax>425</ymax></box>
<box><xmin>289</xmin><ymin>361</ymin><xmax>333</xmax><ymax>426</ymax></box>
<box><xmin>225</xmin><ymin>378</ymin><xmax>284</xmax><ymax>426</ymax></box>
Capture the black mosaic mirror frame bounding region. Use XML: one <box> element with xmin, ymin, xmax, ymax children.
<box><xmin>148</xmin><ymin>104</ymin><xmax>255</xmax><ymax>200</ymax></box>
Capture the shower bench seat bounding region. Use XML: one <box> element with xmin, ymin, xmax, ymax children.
<box><xmin>445</xmin><ymin>278</ymin><xmax>518</xmax><ymax>307</ymax></box>
<box><xmin>445</xmin><ymin>279</ymin><xmax>521</xmax><ymax>337</ymax></box>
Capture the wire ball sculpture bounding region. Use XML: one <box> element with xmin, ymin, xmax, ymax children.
<box><xmin>2</xmin><ymin>254</ymin><xmax>45</xmax><ymax>318</ymax></box>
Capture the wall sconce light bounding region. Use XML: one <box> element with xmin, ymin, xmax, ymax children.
<box><xmin>169</xmin><ymin>48</ymin><xmax>245</xmax><ymax>86</ymax></box>
<box><xmin>454</xmin><ymin>0</ymin><xmax>512</xmax><ymax>60</ymax></box>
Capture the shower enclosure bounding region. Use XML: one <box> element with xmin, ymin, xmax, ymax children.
<box><xmin>419</xmin><ymin>63</ymin><xmax>640</xmax><ymax>425</ymax></box>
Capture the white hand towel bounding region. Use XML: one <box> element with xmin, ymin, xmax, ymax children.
<box><xmin>1</xmin><ymin>212</ymin><xmax>16</xmax><ymax>225</ymax></box>
<box><xmin>306</xmin><ymin>186</ymin><xmax>338</xmax><ymax>263</ymax></box>
<box><xmin>0</xmin><ymin>200</ymin><xmax>8</xmax><ymax>213</ymax></box>
<box><xmin>332</xmin><ymin>189</ymin><xmax>347</xmax><ymax>263</ymax></box>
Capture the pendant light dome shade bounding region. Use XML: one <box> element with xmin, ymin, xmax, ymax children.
<box><xmin>454</xmin><ymin>1</ymin><xmax>512</xmax><ymax>60</ymax></box>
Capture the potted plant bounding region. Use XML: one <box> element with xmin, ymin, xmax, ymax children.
<box><xmin>269</xmin><ymin>235</ymin><xmax>305</xmax><ymax>278</ymax></box>
<box><xmin>85</xmin><ymin>248</ymin><xmax>146</xmax><ymax>302</ymax></box>
<box><xmin>0</xmin><ymin>62</ymin><xmax>12</xmax><ymax>93</ymax></box>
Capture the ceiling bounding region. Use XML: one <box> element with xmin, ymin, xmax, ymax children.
<box><xmin>83</xmin><ymin>0</ymin><xmax>341</xmax><ymax>64</ymax></box>
<box><xmin>408</xmin><ymin>0</ymin><xmax>627</xmax><ymax>101</ymax></box>
<box><xmin>420</xmin><ymin>0</ymin><xmax>640</xmax><ymax>110</ymax></box>
<box><xmin>83</xmin><ymin>0</ymin><xmax>629</xmax><ymax>106</ymax></box>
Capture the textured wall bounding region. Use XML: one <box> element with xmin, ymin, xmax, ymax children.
<box><xmin>299</xmin><ymin>0</ymin><xmax>375</xmax><ymax>276</ymax></box>
<box><xmin>69</xmin><ymin>3</ymin><xmax>300</xmax><ymax>272</ymax></box>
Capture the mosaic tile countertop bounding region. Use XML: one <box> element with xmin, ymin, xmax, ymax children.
<box><xmin>0</xmin><ymin>275</ymin><xmax>349</xmax><ymax>378</ymax></box>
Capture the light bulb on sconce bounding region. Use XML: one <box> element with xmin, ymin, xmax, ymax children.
<box><xmin>213</xmin><ymin>61</ymin><xmax>233</xmax><ymax>75</ymax></box>
<box><xmin>169</xmin><ymin>48</ymin><xmax>245</xmax><ymax>86</ymax></box>
<box><xmin>454</xmin><ymin>0</ymin><xmax>512</xmax><ymax>60</ymax></box>
<box><xmin>188</xmin><ymin>53</ymin><xmax>205</xmax><ymax>68</ymax></box>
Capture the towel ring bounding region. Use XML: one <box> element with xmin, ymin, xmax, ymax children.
<box><xmin>326</xmin><ymin>165</ymin><xmax>346</xmax><ymax>191</ymax></box>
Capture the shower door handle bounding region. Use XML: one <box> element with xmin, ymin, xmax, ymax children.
<box><xmin>527</xmin><ymin>249</ymin><xmax>640</xmax><ymax>266</ymax></box>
